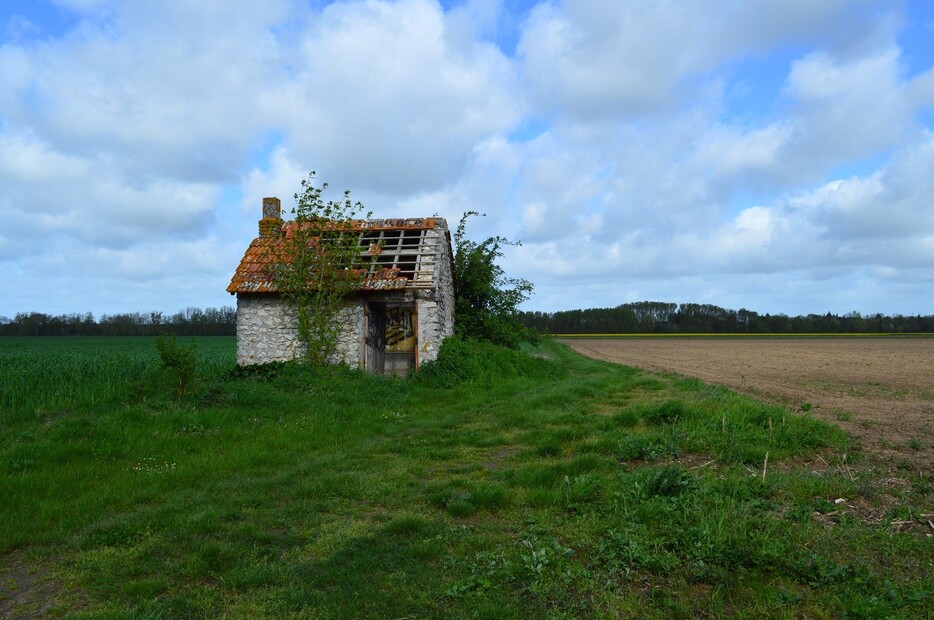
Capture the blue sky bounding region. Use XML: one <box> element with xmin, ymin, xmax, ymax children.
<box><xmin>1</xmin><ymin>0</ymin><xmax>933</xmax><ymax>318</ymax></box>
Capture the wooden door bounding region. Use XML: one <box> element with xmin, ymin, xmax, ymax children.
<box><xmin>366</xmin><ymin>302</ymin><xmax>386</xmax><ymax>373</ymax></box>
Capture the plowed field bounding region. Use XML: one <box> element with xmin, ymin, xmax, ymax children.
<box><xmin>561</xmin><ymin>337</ymin><xmax>934</xmax><ymax>470</ymax></box>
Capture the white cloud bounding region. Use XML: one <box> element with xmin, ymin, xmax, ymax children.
<box><xmin>717</xmin><ymin>206</ymin><xmax>776</xmax><ymax>255</ymax></box>
<box><xmin>693</xmin><ymin>123</ymin><xmax>793</xmax><ymax>175</ymax></box>
<box><xmin>395</xmin><ymin>133</ymin><xmax>522</xmax><ymax>223</ymax></box>
<box><xmin>276</xmin><ymin>0</ymin><xmax>522</xmax><ymax>195</ymax></box>
<box><xmin>511</xmin><ymin>125</ymin><xmax>934</xmax><ymax>304</ymax></box>
<box><xmin>517</xmin><ymin>0</ymin><xmax>864</xmax><ymax>119</ymax></box>
<box><xmin>0</xmin><ymin>130</ymin><xmax>217</xmax><ymax>251</ymax></box>
<box><xmin>908</xmin><ymin>64</ymin><xmax>934</xmax><ymax>106</ymax></box>
<box><xmin>1</xmin><ymin>0</ymin><xmax>933</xmax><ymax>318</ymax></box>
<box><xmin>505</xmin><ymin>7</ymin><xmax>934</xmax><ymax>275</ymax></box>
<box><xmin>716</xmin><ymin>132</ymin><xmax>934</xmax><ymax>271</ymax></box>
<box><xmin>239</xmin><ymin>147</ymin><xmax>308</xmax><ymax>219</ymax></box>
<box><xmin>816</xmin><ymin>135</ymin><xmax>934</xmax><ymax>242</ymax></box>
<box><xmin>782</xmin><ymin>46</ymin><xmax>913</xmax><ymax>167</ymax></box>
<box><xmin>0</xmin><ymin>130</ymin><xmax>90</xmax><ymax>182</ymax></box>
<box><xmin>0</xmin><ymin>0</ymin><xmax>288</xmax><ymax>181</ymax></box>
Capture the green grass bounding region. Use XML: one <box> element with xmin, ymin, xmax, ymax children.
<box><xmin>1</xmin><ymin>336</ymin><xmax>932</xmax><ymax>618</ymax></box>
<box><xmin>0</xmin><ymin>336</ymin><xmax>233</xmax><ymax>423</ymax></box>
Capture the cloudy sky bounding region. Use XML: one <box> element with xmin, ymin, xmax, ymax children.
<box><xmin>2</xmin><ymin>0</ymin><xmax>933</xmax><ymax>319</ymax></box>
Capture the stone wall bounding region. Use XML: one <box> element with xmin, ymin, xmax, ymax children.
<box><xmin>236</xmin><ymin>295</ymin><xmax>363</xmax><ymax>366</ymax></box>
<box><xmin>416</xmin><ymin>224</ymin><xmax>455</xmax><ymax>365</ymax></box>
<box><xmin>331</xmin><ymin>303</ymin><xmax>364</xmax><ymax>366</ymax></box>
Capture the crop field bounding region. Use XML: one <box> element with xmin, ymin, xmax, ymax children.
<box><xmin>1</xmin><ymin>336</ymin><xmax>932</xmax><ymax>618</ymax></box>
<box><xmin>0</xmin><ymin>337</ymin><xmax>235</xmax><ymax>423</ymax></box>
<box><xmin>559</xmin><ymin>336</ymin><xmax>934</xmax><ymax>470</ymax></box>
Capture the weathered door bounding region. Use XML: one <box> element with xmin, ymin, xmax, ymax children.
<box><xmin>366</xmin><ymin>302</ymin><xmax>386</xmax><ymax>373</ymax></box>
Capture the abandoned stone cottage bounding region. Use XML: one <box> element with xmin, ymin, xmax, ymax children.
<box><xmin>227</xmin><ymin>197</ymin><xmax>455</xmax><ymax>375</ymax></box>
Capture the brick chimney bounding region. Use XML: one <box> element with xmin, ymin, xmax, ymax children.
<box><xmin>259</xmin><ymin>197</ymin><xmax>282</xmax><ymax>238</ymax></box>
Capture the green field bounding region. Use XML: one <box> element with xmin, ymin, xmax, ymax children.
<box><xmin>1</xmin><ymin>336</ymin><xmax>931</xmax><ymax>618</ymax></box>
<box><xmin>0</xmin><ymin>336</ymin><xmax>234</xmax><ymax>423</ymax></box>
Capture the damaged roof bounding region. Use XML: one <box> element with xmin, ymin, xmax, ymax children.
<box><xmin>227</xmin><ymin>218</ymin><xmax>449</xmax><ymax>295</ymax></box>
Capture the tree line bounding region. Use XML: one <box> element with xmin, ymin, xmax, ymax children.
<box><xmin>519</xmin><ymin>301</ymin><xmax>934</xmax><ymax>334</ymax></box>
<box><xmin>5</xmin><ymin>301</ymin><xmax>932</xmax><ymax>338</ymax></box>
<box><xmin>0</xmin><ymin>306</ymin><xmax>236</xmax><ymax>337</ymax></box>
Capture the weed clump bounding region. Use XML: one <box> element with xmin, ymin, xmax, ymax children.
<box><xmin>226</xmin><ymin>360</ymin><xmax>291</xmax><ymax>381</ymax></box>
<box><xmin>640</xmin><ymin>399</ymin><xmax>691</xmax><ymax>425</ymax></box>
<box><xmin>642</xmin><ymin>464</ymin><xmax>695</xmax><ymax>498</ymax></box>
<box><xmin>429</xmin><ymin>480</ymin><xmax>508</xmax><ymax>516</ymax></box>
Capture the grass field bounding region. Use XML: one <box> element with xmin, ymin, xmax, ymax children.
<box><xmin>0</xmin><ymin>337</ymin><xmax>234</xmax><ymax>423</ymax></box>
<box><xmin>1</xmin><ymin>336</ymin><xmax>932</xmax><ymax>618</ymax></box>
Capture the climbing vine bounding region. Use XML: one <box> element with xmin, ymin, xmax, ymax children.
<box><xmin>272</xmin><ymin>172</ymin><xmax>370</xmax><ymax>365</ymax></box>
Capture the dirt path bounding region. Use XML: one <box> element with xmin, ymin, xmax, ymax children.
<box><xmin>561</xmin><ymin>337</ymin><xmax>934</xmax><ymax>471</ymax></box>
<box><xmin>0</xmin><ymin>550</ymin><xmax>80</xmax><ymax>618</ymax></box>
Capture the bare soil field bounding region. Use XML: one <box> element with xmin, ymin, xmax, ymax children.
<box><xmin>561</xmin><ymin>337</ymin><xmax>934</xmax><ymax>471</ymax></box>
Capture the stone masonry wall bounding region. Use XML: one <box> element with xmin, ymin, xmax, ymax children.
<box><xmin>416</xmin><ymin>224</ymin><xmax>455</xmax><ymax>365</ymax></box>
<box><xmin>331</xmin><ymin>303</ymin><xmax>364</xmax><ymax>366</ymax></box>
<box><xmin>236</xmin><ymin>295</ymin><xmax>363</xmax><ymax>366</ymax></box>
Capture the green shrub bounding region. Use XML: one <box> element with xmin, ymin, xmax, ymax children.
<box><xmin>414</xmin><ymin>336</ymin><xmax>560</xmax><ymax>388</ymax></box>
<box><xmin>452</xmin><ymin>212</ymin><xmax>536</xmax><ymax>348</ymax></box>
<box><xmin>155</xmin><ymin>335</ymin><xmax>197</xmax><ymax>399</ymax></box>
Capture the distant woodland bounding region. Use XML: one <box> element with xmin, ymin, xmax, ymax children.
<box><xmin>519</xmin><ymin>302</ymin><xmax>934</xmax><ymax>334</ymax></box>
<box><xmin>0</xmin><ymin>307</ymin><xmax>236</xmax><ymax>337</ymax></box>
<box><xmin>3</xmin><ymin>301</ymin><xmax>933</xmax><ymax>337</ymax></box>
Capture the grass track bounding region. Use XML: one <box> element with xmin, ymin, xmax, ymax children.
<box><xmin>555</xmin><ymin>332</ymin><xmax>934</xmax><ymax>338</ymax></box>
